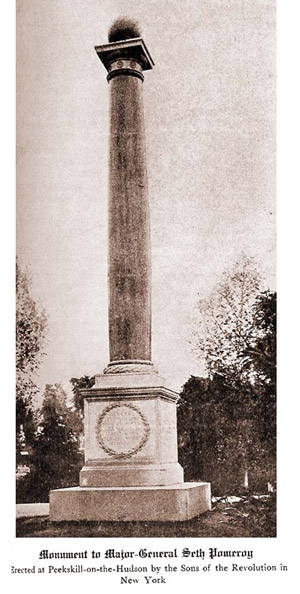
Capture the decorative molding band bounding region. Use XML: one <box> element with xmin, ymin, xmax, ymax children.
<box><xmin>107</xmin><ymin>69</ymin><xmax>144</xmax><ymax>82</ymax></box>
<box><xmin>83</xmin><ymin>386</ymin><xmax>180</xmax><ymax>403</ymax></box>
<box><xmin>103</xmin><ymin>360</ymin><xmax>157</xmax><ymax>374</ymax></box>
<box><xmin>107</xmin><ymin>58</ymin><xmax>144</xmax><ymax>82</ymax></box>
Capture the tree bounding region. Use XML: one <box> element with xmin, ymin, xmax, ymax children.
<box><xmin>193</xmin><ymin>255</ymin><xmax>261</xmax><ymax>381</ymax></box>
<box><xmin>70</xmin><ymin>375</ymin><xmax>95</xmax><ymax>419</ymax></box>
<box><xmin>16</xmin><ymin>260</ymin><xmax>47</xmax><ymax>458</ymax></box>
<box><xmin>242</xmin><ymin>290</ymin><xmax>276</xmax><ymax>390</ymax></box>
<box><xmin>242</xmin><ymin>290</ymin><xmax>276</xmax><ymax>480</ymax></box>
<box><xmin>17</xmin><ymin>384</ymin><xmax>83</xmax><ymax>503</ymax></box>
<box><xmin>178</xmin><ymin>375</ymin><xmax>265</xmax><ymax>495</ymax></box>
<box><xmin>179</xmin><ymin>257</ymin><xmax>276</xmax><ymax>494</ymax></box>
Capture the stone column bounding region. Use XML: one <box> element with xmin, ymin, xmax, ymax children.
<box><xmin>95</xmin><ymin>20</ymin><xmax>154</xmax><ymax>372</ymax></box>
<box><xmin>108</xmin><ymin>56</ymin><xmax>151</xmax><ymax>363</ymax></box>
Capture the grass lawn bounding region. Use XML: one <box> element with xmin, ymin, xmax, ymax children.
<box><xmin>16</xmin><ymin>496</ymin><xmax>276</xmax><ymax>538</ymax></box>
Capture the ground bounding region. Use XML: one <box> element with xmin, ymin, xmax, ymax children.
<box><xmin>16</xmin><ymin>496</ymin><xmax>276</xmax><ymax>538</ymax></box>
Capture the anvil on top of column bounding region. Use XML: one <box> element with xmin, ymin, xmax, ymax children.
<box><xmin>96</xmin><ymin>18</ymin><xmax>153</xmax><ymax>65</ymax></box>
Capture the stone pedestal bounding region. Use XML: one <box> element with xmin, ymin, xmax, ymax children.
<box><xmin>50</xmin><ymin>369</ymin><xmax>211</xmax><ymax>521</ymax></box>
<box><xmin>80</xmin><ymin>370</ymin><xmax>184</xmax><ymax>488</ymax></box>
<box><xmin>50</xmin><ymin>483</ymin><xmax>211</xmax><ymax>522</ymax></box>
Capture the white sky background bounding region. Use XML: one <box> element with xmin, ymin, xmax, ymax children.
<box><xmin>16</xmin><ymin>0</ymin><xmax>276</xmax><ymax>395</ymax></box>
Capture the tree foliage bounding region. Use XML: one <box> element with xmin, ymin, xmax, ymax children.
<box><xmin>70</xmin><ymin>375</ymin><xmax>95</xmax><ymax>419</ymax></box>
<box><xmin>16</xmin><ymin>261</ymin><xmax>47</xmax><ymax>457</ymax></box>
<box><xmin>193</xmin><ymin>255</ymin><xmax>261</xmax><ymax>380</ymax></box>
<box><xmin>17</xmin><ymin>384</ymin><xmax>83</xmax><ymax>503</ymax></box>
<box><xmin>243</xmin><ymin>290</ymin><xmax>276</xmax><ymax>389</ymax></box>
<box><xmin>178</xmin><ymin>374</ymin><xmax>273</xmax><ymax>495</ymax></box>
<box><xmin>179</xmin><ymin>257</ymin><xmax>276</xmax><ymax>495</ymax></box>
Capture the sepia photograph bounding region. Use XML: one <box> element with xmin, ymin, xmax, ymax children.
<box><xmin>16</xmin><ymin>0</ymin><xmax>276</xmax><ymax>540</ymax></box>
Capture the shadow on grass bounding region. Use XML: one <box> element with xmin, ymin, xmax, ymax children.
<box><xmin>16</xmin><ymin>498</ymin><xmax>276</xmax><ymax>538</ymax></box>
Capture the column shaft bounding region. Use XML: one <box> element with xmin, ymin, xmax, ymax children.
<box><xmin>108</xmin><ymin>73</ymin><xmax>151</xmax><ymax>362</ymax></box>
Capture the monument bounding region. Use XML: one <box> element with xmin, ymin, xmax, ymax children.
<box><xmin>49</xmin><ymin>18</ymin><xmax>211</xmax><ymax>522</ymax></box>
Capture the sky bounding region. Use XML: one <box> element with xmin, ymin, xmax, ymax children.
<box><xmin>16</xmin><ymin>0</ymin><xmax>276</xmax><ymax>395</ymax></box>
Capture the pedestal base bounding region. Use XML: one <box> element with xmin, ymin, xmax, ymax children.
<box><xmin>80</xmin><ymin>462</ymin><xmax>184</xmax><ymax>487</ymax></box>
<box><xmin>49</xmin><ymin>482</ymin><xmax>211</xmax><ymax>522</ymax></box>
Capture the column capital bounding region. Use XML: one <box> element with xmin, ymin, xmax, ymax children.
<box><xmin>106</xmin><ymin>57</ymin><xmax>144</xmax><ymax>82</ymax></box>
<box><xmin>95</xmin><ymin>38</ymin><xmax>154</xmax><ymax>74</ymax></box>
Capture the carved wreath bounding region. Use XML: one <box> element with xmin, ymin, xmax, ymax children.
<box><xmin>95</xmin><ymin>402</ymin><xmax>150</xmax><ymax>458</ymax></box>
